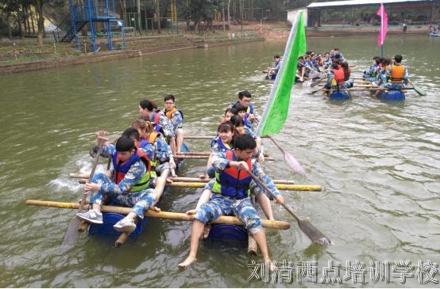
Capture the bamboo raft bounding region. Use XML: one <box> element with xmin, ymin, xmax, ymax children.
<box><xmin>69</xmin><ymin>173</ymin><xmax>322</xmax><ymax>191</ymax></box>
<box><xmin>26</xmin><ymin>200</ymin><xmax>290</xmax><ymax>230</ymax></box>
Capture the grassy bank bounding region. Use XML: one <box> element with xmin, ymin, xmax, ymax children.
<box><xmin>0</xmin><ymin>23</ymin><xmax>271</xmax><ymax>75</ymax></box>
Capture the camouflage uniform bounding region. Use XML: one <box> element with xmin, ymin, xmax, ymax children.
<box><xmin>89</xmin><ymin>144</ymin><xmax>157</xmax><ymax>220</ymax></box>
<box><xmin>194</xmin><ymin>152</ymin><xmax>281</xmax><ymax>234</ymax></box>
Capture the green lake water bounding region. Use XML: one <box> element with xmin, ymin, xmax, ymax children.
<box><xmin>0</xmin><ymin>34</ymin><xmax>439</xmax><ymax>287</ymax></box>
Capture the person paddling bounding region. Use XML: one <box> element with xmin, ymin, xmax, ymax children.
<box><xmin>76</xmin><ymin>133</ymin><xmax>157</xmax><ymax>234</ymax></box>
<box><xmin>178</xmin><ymin>135</ymin><xmax>282</xmax><ymax>271</ymax></box>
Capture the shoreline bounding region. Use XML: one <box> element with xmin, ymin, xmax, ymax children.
<box><xmin>0</xmin><ymin>22</ymin><xmax>430</xmax><ymax>75</ymax></box>
<box><xmin>0</xmin><ymin>31</ymin><xmax>267</xmax><ymax>75</ymax></box>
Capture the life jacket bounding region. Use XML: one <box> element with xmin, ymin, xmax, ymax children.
<box><xmin>317</xmin><ymin>58</ymin><xmax>323</xmax><ymax>67</ymax></box>
<box><xmin>390</xmin><ymin>65</ymin><xmax>405</xmax><ymax>83</ymax></box>
<box><xmin>215</xmin><ymin>137</ymin><xmax>232</xmax><ymax>152</ymax></box>
<box><xmin>164</xmin><ymin>107</ymin><xmax>184</xmax><ymax>121</ymax></box>
<box><xmin>212</xmin><ymin>151</ymin><xmax>252</xmax><ymax>199</ymax></box>
<box><xmin>332</xmin><ymin>67</ymin><xmax>345</xmax><ymax>86</ymax></box>
<box><xmin>112</xmin><ymin>149</ymin><xmax>151</xmax><ymax>192</ymax></box>
<box><xmin>151</xmin><ymin>112</ymin><xmax>166</xmax><ymax>135</ymax></box>
<box><xmin>139</xmin><ymin>132</ymin><xmax>160</xmax><ymax>177</ymax></box>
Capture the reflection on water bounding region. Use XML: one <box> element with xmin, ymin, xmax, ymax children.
<box><xmin>0</xmin><ymin>34</ymin><xmax>439</xmax><ymax>287</ymax></box>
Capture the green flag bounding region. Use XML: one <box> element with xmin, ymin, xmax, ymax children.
<box><xmin>257</xmin><ymin>11</ymin><xmax>306</xmax><ymax>137</ymax></box>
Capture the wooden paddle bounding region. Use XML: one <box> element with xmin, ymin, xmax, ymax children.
<box><xmin>26</xmin><ymin>200</ymin><xmax>291</xmax><ymax>230</ymax></box>
<box><xmin>244</xmin><ymin>168</ymin><xmax>331</xmax><ymax>246</ymax></box>
<box><xmin>408</xmin><ymin>80</ymin><xmax>426</xmax><ymax>96</ymax></box>
<box><xmin>61</xmin><ymin>140</ymin><xmax>103</xmax><ymax>248</ymax></box>
<box><xmin>268</xmin><ymin>136</ymin><xmax>305</xmax><ymax>175</ymax></box>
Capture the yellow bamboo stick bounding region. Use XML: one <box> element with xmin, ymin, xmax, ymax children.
<box><xmin>70</xmin><ymin>174</ymin><xmax>296</xmax><ymax>185</ymax></box>
<box><xmin>25</xmin><ymin>200</ymin><xmax>290</xmax><ymax>230</ymax></box>
<box><xmin>167</xmin><ymin>182</ymin><xmax>321</xmax><ymax>191</ymax></box>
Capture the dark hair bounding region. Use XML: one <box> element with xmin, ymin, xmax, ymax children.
<box><xmin>394</xmin><ymin>54</ymin><xmax>403</xmax><ymax>63</ymax></box>
<box><xmin>164</xmin><ymin>94</ymin><xmax>175</xmax><ymax>102</ymax></box>
<box><xmin>224</xmin><ymin>107</ymin><xmax>238</xmax><ymax>116</ymax></box>
<box><xmin>232</xmin><ymin>103</ymin><xmax>246</xmax><ymax>112</ymax></box>
<box><xmin>230</xmin><ymin>115</ymin><xmax>244</xmax><ymax>127</ymax></box>
<box><xmin>238</xmin><ymin>90</ymin><xmax>251</xmax><ymax>100</ymax></box>
<box><xmin>218</xmin><ymin>121</ymin><xmax>235</xmax><ymax>133</ymax></box>
<box><xmin>341</xmin><ymin>62</ymin><xmax>350</xmax><ymax>80</ymax></box>
<box><xmin>274</xmin><ymin>55</ymin><xmax>280</xmax><ymax>58</ymax></box>
<box><xmin>139</xmin><ymin>99</ymin><xmax>154</xmax><ymax>112</ymax></box>
<box><xmin>115</xmin><ymin>136</ymin><xmax>136</xmax><ymax>152</ymax></box>
<box><xmin>233</xmin><ymin>134</ymin><xmax>256</xmax><ymax>151</ymax></box>
<box><xmin>122</xmin><ymin>127</ymin><xmax>140</xmax><ymax>141</ymax></box>
<box><xmin>382</xmin><ymin>58</ymin><xmax>391</xmax><ymax>67</ymax></box>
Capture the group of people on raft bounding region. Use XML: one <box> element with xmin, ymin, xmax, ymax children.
<box><xmin>363</xmin><ymin>54</ymin><xmax>409</xmax><ymax>98</ymax></box>
<box><xmin>178</xmin><ymin>90</ymin><xmax>285</xmax><ymax>270</ymax></box>
<box><xmin>295</xmin><ymin>48</ymin><xmax>356</xmax><ymax>94</ymax></box>
<box><xmin>75</xmin><ymin>91</ymin><xmax>285</xmax><ymax>271</ymax></box>
<box><xmin>77</xmin><ymin>95</ymin><xmax>184</xmax><ymax>233</ymax></box>
<box><xmin>268</xmin><ymin>48</ymin><xmax>355</xmax><ymax>92</ymax></box>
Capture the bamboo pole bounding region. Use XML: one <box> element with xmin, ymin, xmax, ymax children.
<box><xmin>177</xmin><ymin>151</ymin><xmax>270</xmax><ymax>157</ymax></box>
<box><xmin>184</xmin><ymin>136</ymin><xmax>214</xmax><ymax>140</ymax></box>
<box><xmin>175</xmin><ymin>155</ymin><xmax>276</xmax><ymax>161</ymax></box>
<box><xmin>321</xmin><ymin>87</ymin><xmax>414</xmax><ymax>93</ymax></box>
<box><xmin>166</xmin><ymin>182</ymin><xmax>322</xmax><ymax>191</ymax></box>
<box><xmin>73</xmin><ymin>177</ymin><xmax>319</xmax><ymax>191</ymax></box>
<box><xmin>26</xmin><ymin>200</ymin><xmax>291</xmax><ymax>230</ymax></box>
<box><xmin>70</xmin><ymin>174</ymin><xmax>295</xmax><ymax>185</ymax></box>
<box><xmin>167</xmin><ymin>176</ymin><xmax>295</xmax><ymax>184</ymax></box>
<box><xmin>185</xmin><ymin>135</ymin><xmax>269</xmax><ymax>140</ymax></box>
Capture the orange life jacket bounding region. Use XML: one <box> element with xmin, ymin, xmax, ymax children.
<box><xmin>165</xmin><ymin>107</ymin><xmax>177</xmax><ymax>119</ymax></box>
<box><xmin>390</xmin><ymin>65</ymin><xmax>405</xmax><ymax>83</ymax></box>
<box><xmin>332</xmin><ymin>67</ymin><xmax>345</xmax><ymax>86</ymax></box>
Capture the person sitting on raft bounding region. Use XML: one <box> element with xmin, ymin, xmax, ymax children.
<box><xmin>76</xmin><ymin>133</ymin><xmax>157</xmax><ymax>234</ymax></box>
<box><xmin>230</xmin><ymin>90</ymin><xmax>258</xmax><ymax>127</ymax></box>
<box><xmin>139</xmin><ymin>99</ymin><xmax>178</xmax><ymax>157</ymax></box>
<box><xmin>132</xmin><ymin>119</ymin><xmax>175</xmax><ymax>185</ymax></box>
<box><xmin>324</xmin><ymin>62</ymin><xmax>353</xmax><ymax>91</ymax></box>
<box><xmin>363</xmin><ymin>56</ymin><xmax>382</xmax><ymax>83</ymax></box>
<box><xmin>373</xmin><ymin>58</ymin><xmax>392</xmax><ymax>87</ymax></box>
<box><xmin>230</xmin><ymin>115</ymin><xmax>264</xmax><ymax>163</ymax></box>
<box><xmin>267</xmin><ymin>55</ymin><xmax>281</xmax><ymax>78</ymax></box>
<box><xmin>163</xmin><ymin>94</ymin><xmax>184</xmax><ymax>153</ymax></box>
<box><xmin>200</xmin><ymin>122</ymin><xmax>236</xmax><ymax>179</ymax></box>
<box><xmin>178</xmin><ymin>135</ymin><xmax>283</xmax><ymax>270</ymax></box>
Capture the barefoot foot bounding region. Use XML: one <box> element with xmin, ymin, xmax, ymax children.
<box><xmin>178</xmin><ymin>256</ymin><xmax>197</xmax><ymax>268</ymax></box>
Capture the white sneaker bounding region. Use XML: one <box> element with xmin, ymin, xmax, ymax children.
<box><xmin>76</xmin><ymin>209</ymin><xmax>103</xmax><ymax>224</ymax></box>
<box><xmin>113</xmin><ymin>217</ymin><xmax>136</xmax><ymax>233</ymax></box>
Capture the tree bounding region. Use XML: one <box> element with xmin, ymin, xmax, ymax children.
<box><xmin>32</xmin><ymin>0</ymin><xmax>63</xmax><ymax>46</ymax></box>
<box><xmin>0</xmin><ymin>0</ymin><xmax>22</xmax><ymax>39</ymax></box>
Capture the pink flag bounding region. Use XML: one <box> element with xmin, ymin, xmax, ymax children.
<box><xmin>377</xmin><ymin>3</ymin><xmax>388</xmax><ymax>46</ymax></box>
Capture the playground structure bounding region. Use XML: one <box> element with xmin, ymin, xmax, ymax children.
<box><xmin>54</xmin><ymin>0</ymin><xmax>126</xmax><ymax>52</ymax></box>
